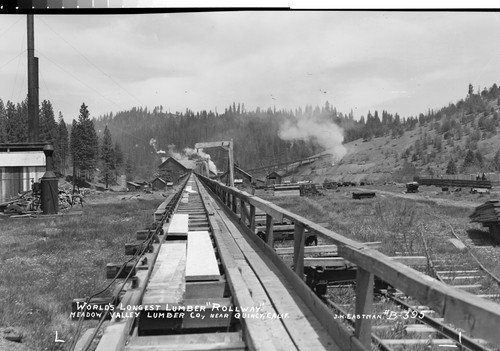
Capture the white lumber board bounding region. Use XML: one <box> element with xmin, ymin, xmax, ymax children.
<box><xmin>168</xmin><ymin>214</ymin><xmax>189</xmax><ymax>235</ymax></box>
<box><xmin>303</xmin><ymin>256</ymin><xmax>428</xmax><ymax>267</ymax></box>
<box><xmin>275</xmin><ymin>242</ymin><xmax>382</xmax><ymax>255</ymax></box>
<box><xmin>143</xmin><ymin>242</ymin><xmax>186</xmax><ymax>306</ymax></box>
<box><xmin>448</xmin><ymin>238</ymin><xmax>467</xmax><ymax>251</ymax></box>
<box><xmin>186</xmin><ymin>231</ymin><xmax>220</xmax><ymax>281</ymax></box>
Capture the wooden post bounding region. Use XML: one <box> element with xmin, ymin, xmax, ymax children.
<box><xmin>232</xmin><ymin>194</ymin><xmax>237</xmax><ymax>213</ymax></box>
<box><xmin>228</xmin><ymin>139</ymin><xmax>234</xmax><ymax>187</ymax></box>
<box><xmin>265</xmin><ymin>214</ymin><xmax>274</xmax><ymax>247</ymax></box>
<box><xmin>249</xmin><ymin>204</ymin><xmax>256</xmax><ymax>232</ymax></box>
<box><xmin>240</xmin><ymin>199</ymin><xmax>249</xmax><ymax>226</ymax></box>
<box><xmin>354</xmin><ymin>267</ymin><xmax>374</xmax><ymax>348</ymax></box>
<box><xmin>292</xmin><ymin>223</ymin><xmax>305</xmax><ymax>277</ymax></box>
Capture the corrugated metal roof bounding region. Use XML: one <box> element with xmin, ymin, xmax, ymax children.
<box><xmin>0</xmin><ymin>151</ymin><xmax>45</xmax><ymax>167</ymax></box>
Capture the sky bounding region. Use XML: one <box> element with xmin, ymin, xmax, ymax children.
<box><xmin>1</xmin><ymin>11</ymin><xmax>500</xmax><ymax>123</ymax></box>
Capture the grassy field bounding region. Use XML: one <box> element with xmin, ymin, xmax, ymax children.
<box><xmin>0</xmin><ymin>192</ymin><xmax>164</xmax><ymax>351</ymax></box>
<box><xmin>264</xmin><ymin>187</ymin><xmax>500</xmax><ymax>282</ymax></box>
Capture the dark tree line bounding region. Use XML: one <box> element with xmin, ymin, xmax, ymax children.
<box><xmin>0</xmin><ymin>97</ymin><xmax>124</xmax><ymax>188</ymax></box>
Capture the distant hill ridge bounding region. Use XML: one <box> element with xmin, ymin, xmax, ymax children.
<box><xmin>93</xmin><ymin>83</ymin><xmax>500</xmax><ymax>182</ymax></box>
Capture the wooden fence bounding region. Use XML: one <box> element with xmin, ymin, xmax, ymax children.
<box><xmin>197</xmin><ymin>174</ymin><xmax>500</xmax><ymax>350</ymax></box>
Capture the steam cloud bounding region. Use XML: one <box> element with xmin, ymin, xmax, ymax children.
<box><xmin>150</xmin><ymin>138</ymin><xmax>168</xmax><ymax>162</ymax></box>
<box><xmin>150</xmin><ymin>138</ymin><xmax>218</xmax><ymax>174</ymax></box>
<box><xmin>278</xmin><ymin>116</ymin><xmax>347</xmax><ymax>160</ymax></box>
<box><xmin>185</xmin><ymin>147</ymin><xmax>217</xmax><ymax>174</ymax></box>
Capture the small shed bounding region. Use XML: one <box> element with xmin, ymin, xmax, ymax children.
<box><xmin>266</xmin><ymin>171</ymin><xmax>283</xmax><ymax>186</ymax></box>
<box><xmin>151</xmin><ymin>177</ymin><xmax>167</xmax><ymax>191</ymax></box>
<box><xmin>0</xmin><ymin>143</ymin><xmax>46</xmax><ymax>202</ymax></box>
<box><xmin>158</xmin><ymin>157</ymin><xmax>195</xmax><ymax>185</ymax></box>
<box><xmin>127</xmin><ymin>181</ymin><xmax>141</xmax><ymax>191</ymax></box>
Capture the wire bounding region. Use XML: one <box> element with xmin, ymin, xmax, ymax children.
<box><xmin>35</xmin><ymin>49</ymin><xmax>123</xmax><ymax>112</ymax></box>
<box><xmin>0</xmin><ymin>50</ymin><xmax>26</xmax><ymax>72</ymax></box>
<box><xmin>38</xmin><ymin>17</ymin><xmax>148</xmax><ymax>108</ymax></box>
<box><xmin>0</xmin><ymin>17</ymin><xmax>22</xmax><ymax>41</ymax></box>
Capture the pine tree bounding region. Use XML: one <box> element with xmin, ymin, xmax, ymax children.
<box><xmin>56</xmin><ymin>113</ymin><xmax>69</xmax><ymax>174</ymax></box>
<box><xmin>75</xmin><ymin>103</ymin><xmax>99</xmax><ymax>179</ymax></box>
<box><xmin>446</xmin><ymin>158</ymin><xmax>457</xmax><ymax>174</ymax></box>
<box><xmin>101</xmin><ymin>126</ymin><xmax>115</xmax><ymax>188</ymax></box>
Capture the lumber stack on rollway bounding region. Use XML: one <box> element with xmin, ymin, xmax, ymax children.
<box><xmin>469</xmin><ymin>200</ymin><xmax>500</xmax><ymax>223</ymax></box>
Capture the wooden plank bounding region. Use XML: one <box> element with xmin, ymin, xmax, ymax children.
<box><xmin>198</xmin><ymin>175</ymin><xmax>362</xmax><ymax>351</ymax></box>
<box><xmin>354</xmin><ymin>268</ymin><xmax>373</xmax><ymax>348</ymax></box>
<box><xmin>197</xmin><ymin>180</ymin><xmax>299</xmax><ymax>351</ymax></box>
<box><xmin>379</xmin><ymin>339</ymin><xmax>456</xmax><ymax>345</ymax></box>
<box><xmin>142</xmin><ymin>242</ymin><xmax>186</xmax><ymax>308</ymax></box>
<box><xmin>275</xmin><ymin>242</ymin><xmax>382</xmax><ymax>255</ymax></box>
<box><xmin>95</xmin><ymin>237</ymin><xmax>164</xmax><ymax>351</ymax></box>
<box><xmin>185</xmin><ymin>280</ymin><xmax>226</xmax><ymax>299</ymax></box>
<box><xmin>74</xmin><ymin>328</ymin><xmax>95</xmax><ymax>351</ymax></box>
<box><xmin>303</xmin><ymin>256</ymin><xmax>428</xmax><ymax>267</ymax></box>
<box><xmin>338</xmin><ymin>245</ymin><xmax>500</xmax><ymax>345</ymax></box>
<box><xmin>186</xmin><ymin>231</ymin><xmax>220</xmax><ymax>281</ymax></box>
<box><xmin>266</xmin><ymin>214</ymin><xmax>274</xmax><ymax>247</ymax></box>
<box><xmin>182</xmin><ymin>297</ymin><xmax>233</xmax><ymax>329</ymax></box>
<box><xmin>219</xmin><ymin>212</ymin><xmax>343</xmax><ymax>351</ymax></box>
<box><xmin>167</xmin><ymin>214</ymin><xmax>189</xmax><ymax>235</ymax></box>
<box><xmin>449</xmin><ymin>238</ymin><xmax>467</xmax><ymax>251</ymax></box>
<box><xmin>124</xmin><ymin>332</ymin><xmax>244</xmax><ymax>351</ymax></box>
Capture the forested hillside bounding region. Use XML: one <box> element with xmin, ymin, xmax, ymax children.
<box><xmin>3</xmin><ymin>82</ymin><xmax>500</xmax><ymax>183</ymax></box>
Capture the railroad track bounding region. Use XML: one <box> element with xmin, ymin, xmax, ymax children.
<box><xmin>270</xmin><ymin>199</ymin><xmax>500</xmax><ymax>350</ymax></box>
<box><xmin>72</xmin><ymin>174</ymin><xmax>341</xmax><ymax>351</ymax></box>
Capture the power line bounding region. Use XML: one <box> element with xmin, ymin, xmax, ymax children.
<box><xmin>0</xmin><ymin>50</ymin><xmax>26</xmax><ymax>72</ymax></box>
<box><xmin>36</xmin><ymin>49</ymin><xmax>124</xmax><ymax>112</ymax></box>
<box><xmin>0</xmin><ymin>17</ymin><xmax>22</xmax><ymax>41</ymax></box>
<box><xmin>38</xmin><ymin>17</ymin><xmax>147</xmax><ymax>108</ymax></box>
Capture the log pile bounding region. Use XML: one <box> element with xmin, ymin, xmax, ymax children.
<box><xmin>352</xmin><ymin>192</ymin><xmax>376</xmax><ymax>200</ymax></box>
<box><xmin>469</xmin><ymin>201</ymin><xmax>500</xmax><ymax>223</ymax></box>
<box><xmin>300</xmin><ymin>184</ymin><xmax>323</xmax><ymax>196</ymax></box>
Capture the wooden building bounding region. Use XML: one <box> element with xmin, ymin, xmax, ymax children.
<box><xmin>158</xmin><ymin>157</ymin><xmax>195</xmax><ymax>185</ymax></box>
<box><xmin>151</xmin><ymin>177</ymin><xmax>167</xmax><ymax>191</ymax></box>
<box><xmin>126</xmin><ymin>181</ymin><xmax>142</xmax><ymax>191</ymax></box>
<box><xmin>0</xmin><ymin>143</ymin><xmax>46</xmax><ymax>202</ymax></box>
<box><xmin>266</xmin><ymin>171</ymin><xmax>284</xmax><ymax>186</ymax></box>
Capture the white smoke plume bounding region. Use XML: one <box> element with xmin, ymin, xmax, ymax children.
<box><xmin>278</xmin><ymin>116</ymin><xmax>347</xmax><ymax>160</ymax></box>
<box><xmin>184</xmin><ymin>147</ymin><xmax>217</xmax><ymax>174</ymax></box>
<box><xmin>150</xmin><ymin>138</ymin><xmax>167</xmax><ymax>162</ymax></box>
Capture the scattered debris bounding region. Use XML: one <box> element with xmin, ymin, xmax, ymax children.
<box><xmin>352</xmin><ymin>192</ymin><xmax>376</xmax><ymax>200</ymax></box>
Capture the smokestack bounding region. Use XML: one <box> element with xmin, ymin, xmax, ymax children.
<box><xmin>41</xmin><ymin>144</ymin><xmax>58</xmax><ymax>214</ymax></box>
<box><xmin>27</xmin><ymin>15</ymin><xmax>39</xmax><ymax>142</ymax></box>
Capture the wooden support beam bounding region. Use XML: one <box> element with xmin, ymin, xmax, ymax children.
<box><xmin>106</xmin><ymin>262</ymin><xmax>137</xmax><ymax>279</ymax></box>
<box><xmin>231</xmin><ymin>194</ymin><xmax>237</xmax><ymax>213</ymax></box>
<box><xmin>354</xmin><ymin>267</ymin><xmax>374</xmax><ymax>348</ymax></box>
<box><xmin>136</xmin><ymin>230</ymin><xmax>153</xmax><ymax>241</ymax></box>
<box><xmin>265</xmin><ymin>214</ymin><xmax>274</xmax><ymax>247</ymax></box>
<box><xmin>275</xmin><ymin>242</ymin><xmax>382</xmax><ymax>256</ymax></box>
<box><xmin>125</xmin><ymin>242</ymin><xmax>151</xmax><ymax>256</ymax></box>
<box><xmin>292</xmin><ymin>223</ymin><xmax>305</xmax><ymax>277</ymax></box>
<box><xmin>249</xmin><ymin>204</ymin><xmax>256</xmax><ymax>232</ymax></box>
<box><xmin>239</xmin><ymin>199</ymin><xmax>246</xmax><ymax>223</ymax></box>
<box><xmin>303</xmin><ymin>256</ymin><xmax>428</xmax><ymax>268</ymax></box>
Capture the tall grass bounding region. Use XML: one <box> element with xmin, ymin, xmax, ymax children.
<box><xmin>0</xmin><ymin>194</ymin><xmax>162</xmax><ymax>351</ymax></box>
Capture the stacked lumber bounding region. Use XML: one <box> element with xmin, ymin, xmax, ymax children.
<box><xmin>469</xmin><ymin>201</ymin><xmax>500</xmax><ymax>223</ymax></box>
<box><xmin>300</xmin><ymin>184</ymin><xmax>323</xmax><ymax>196</ymax></box>
<box><xmin>352</xmin><ymin>192</ymin><xmax>376</xmax><ymax>200</ymax></box>
<box><xmin>274</xmin><ymin>184</ymin><xmax>300</xmax><ymax>196</ymax></box>
<box><xmin>417</xmin><ymin>177</ymin><xmax>492</xmax><ymax>189</ymax></box>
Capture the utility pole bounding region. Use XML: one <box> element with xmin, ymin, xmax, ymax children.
<box><xmin>27</xmin><ymin>14</ymin><xmax>39</xmax><ymax>143</ymax></box>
